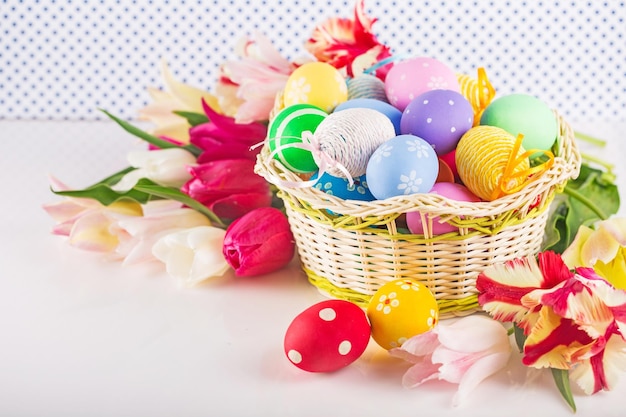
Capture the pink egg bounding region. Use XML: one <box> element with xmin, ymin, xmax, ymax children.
<box><xmin>407</xmin><ymin>182</ymin><xmax>481</xmax><ymax>235</ymax></box>
<box><xmin>284</xmin><ymin>300</ymin><xmax>371</xmax><ymax>373</ymax></box>
<box><xmin>385</xmin><ymin>57</ymin><xmax>460</xmax><ymax>111</ymax></box>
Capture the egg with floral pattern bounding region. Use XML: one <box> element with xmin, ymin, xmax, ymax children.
<box><xmin>366</xmin><ymin>134</ymin><xmax>439</xmax><ymax>200</ymax></box>
<box><xmin>312</xmin><ymin>171</ymin><xmax>376</xmax><ymax>202</ymax></box>
<box><xmin>284</xmin><ymin>300</ymin><xmax>371</xmax><ymax>372</ymax></box>
<box><xmin>366</xmin><ymin>279</ymin><xmax>439</xmax><ymax>350</ymax></box>
<box><xmin>283</xmin><ymin>62</ymin><xmax>348</xmax><ymax>113</ymax></box>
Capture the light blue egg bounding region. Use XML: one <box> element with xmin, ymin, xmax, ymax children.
<box><xmin>334</xmin><ymin>98</ymin><xmax>402</xmax><ymax>135</ymax></box>
<box><xmin>366</xmin><ymin>134</ymin><xmax>439</xmax><ymax>200</ymax></box>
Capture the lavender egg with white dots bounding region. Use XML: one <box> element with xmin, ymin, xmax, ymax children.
<box><xmin>400</xmin><ymin>90</ymin><xmax>474</xmax><ymax>156</ymax></box>
<box><xmin>366</xmin><ymin>134</ymin><xmax>439</xmax><ymax>200</ymax></box>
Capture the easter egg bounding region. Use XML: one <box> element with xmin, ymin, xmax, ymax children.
<box><xmin>455</xmin><ymin>125</ymin><xmax>530</xmax><ymax>201</ymax></box>
<box><xmin>480</xmin><ymin>93</ymin><xmax>558</xmax><ymax>151</ymax></box>
<box><xmin>313</xmin><ymin>107</ymin><xmax>396</xmax><ymax>178</ymax></box>
<box><xmin>384</xmin><ymin>57</ymin><xmax>460</xmax><ymax>111</ymax></box>
<box><xmin>406</xmin><ymin>182</ymin><xmax>481</xmax><ymax>235</ymax></box>
<box><xmin>436</xmin><ymin>158</ymin><xmax>455</xmax><ymax>183</ymax></box>
<box><xmin>335</xmin><ymin>98</ymin><xmax>402</xmax><ymax>135</ymax></box>
<box><xmin>284</xmin><ymin>300</ymin><xmax>371</xmax><ymax>373</ymax></box>
<box><xmin>366</xmin><ymin>134</ymin><xmax>439</xmax><ymax>200</ymax></box>
<box><xmin>367</xmin><ymin>279</ymin><xmax>439</xmax><ymax>350</ymax></box>
<box><xmin>440</xmin><ymin>150</ymin><xmax>459</xmax><ymax>182</ymax></box>
<box><xmin>400</xmin><ymin>90</ymin><xmax>474</xmax><ymax>155</ymax></box>
<box><xmin>268</xmin><ymin>104</ymin><xmax>328</xmax><ymax>173</ymax></box>
<box><xmin>283</xmin><ymin>62</ymin><xmax>348</xmax><ymax>113</ymax></box>
<box><xmin>313</xmin><ymin>172</ymin><xmax>376</xmax><ymax>201</ymax></box>
<box><xmin>347</xmin><ymin>74</ymin><xmax>389</xmax><ymax>102</ymax></box>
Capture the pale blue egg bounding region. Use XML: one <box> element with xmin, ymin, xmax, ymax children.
<box><xmin>366</xmin><ymin>134</ymin><xmax>439</xmax><ymax>200</ymax></box>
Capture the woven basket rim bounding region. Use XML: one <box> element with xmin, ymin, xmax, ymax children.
<box><xmin>256</xmin><ymin>112</ymin><xmax>581</xmax><ymax>218</ymax></box>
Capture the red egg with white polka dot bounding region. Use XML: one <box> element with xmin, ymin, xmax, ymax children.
<box><xmin>284</xmin><ymin>300</ymin><xmax>371</xmax><ymax>373</ymax></box>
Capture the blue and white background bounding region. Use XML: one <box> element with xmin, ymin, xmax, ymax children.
<box><xmin>1</xmin><ymin>0</ymin><xmax>625</xmax><ymax>122</ymax></box>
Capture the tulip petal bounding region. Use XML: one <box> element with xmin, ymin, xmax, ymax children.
<box><xmin>390</xmin><ymin>330</ymin><xmax>439</xmax><ymax>361</ymax></box>
<box><xmin>600</xmin><ymin>217</ymin><xmax>626</xmax><ymax>246</ymax></box>
<box><xmin>69</xmin><ymin>212</ymin><xmax>119</xmax><ymax>252</ymax></box>
<box><xmin>452</xmin><ymin>351</ymin><xmax>511</xmax><ymax>407</ymax></box>
<box><xmin>522</xmin><ymin>306</ymin><xmax>594</xmax><ymax>369</ymax></box>
<box><xmin>401</xmin><ymin>357</ymin><xmax>441</xmax><ymax>389</ymax></box>
<box><xmin>571</xmin><ymin>334</ymin><xmax>626</xmax><ymax>395</ymax></box>
<box><xmin>436</xmin><ymin>315</ymin><xmax>510</xmax><ymax>353</ymax></box>
<box><xmin>152</xmin><ymin>226</ymin><xmax>229</xmax><ymax>287</ymax></box>
<box><xmin>581</xmin><ymin>225</ymin><xmax>621</xmax><ymax>265</ymax></box>
<box><xmin>562</xmin><ymin>225</ymin><xmax>594</xmax><ymax>268</ymax></box>
<box><xmin>161</xmin><ymin>59</ymin><xmax>220</xmax><ymax>113</ymax></box>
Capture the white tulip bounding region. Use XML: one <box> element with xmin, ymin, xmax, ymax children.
<box><xmin>152</xmin><ymin>226</ymin><xmax>230</xmax><ymax>287</ymax></box>
<box><xmin>113</xmin><ymin>148</ymin><xmax>196</xmax><ymax>191</ymax></box>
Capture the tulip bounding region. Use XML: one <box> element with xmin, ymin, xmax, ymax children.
<box><xmin>190</xmin><ymin>99</ymin><xmax>268</xmax><ymax>164</ymax></box>
<box><xmin>152</xmin><ymin>226</ymin><xmax>229</xmax><ymax>287</ymax></box>
<box><xmin>112</xmin><ymin>200</ymin><xmax>211</xmax><ymax>265</ymax></box>
<box><xmin>477</xmin><ymin>251</ymin><xmax>626</xmax><ymax>395</ymax></box>
<box><xmin>389</xmin><ymin>315</ymin><xmax>511</xmax><ymax>407</ymax></box>
<box><xmin>222</xmin><ymin>207</ymin><xmax>295</xmax><ymax>276</ymax></box>
<box><xmin>181</xmin><ymin>159</ymin><xmax>272</xmax><ymax>221</ymax></box>
<box><xmin>562</xmin><ymin>217</ymin><xmax>626</xmax><ymax>289</ymax></box>
<box><xmin>304</xmin><ymin>0</ymin><xmax>392</xmax><ymax>78</ymax></box>
<box><xmin>43</xmin><ymin>177</ymin><xmax>143</xmax><ymax>253</ymax></box>
<box><xmin>137</xmin><ymin>60</ymin><xmax>221</xmax><ymax>143</ymax></box>
<box><xmin>113</xmin><ymin>148</ymin><xmax>196</xmax><ymax>191</ymax></box>
<box><xmin>217</xmin><ymin>31</ymin><xmax>297</xmax><ymax>123</ymax></box>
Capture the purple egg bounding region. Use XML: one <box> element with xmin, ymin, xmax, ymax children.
<box><xmin>400</xmin><ymin>90</ymin><xmax>473</xmax><ymax>156</ymax></box>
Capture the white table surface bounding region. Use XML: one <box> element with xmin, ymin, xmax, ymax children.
<box><xmin>1</xmin><ymin>119</ymin><xmax>625</xmax><ymax>417</ymax></box>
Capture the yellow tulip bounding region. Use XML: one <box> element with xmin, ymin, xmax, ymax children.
<box><xmin>562</xmin><ymin>217</ymin><xmax>626</xmax><ymax>289</ymax></box>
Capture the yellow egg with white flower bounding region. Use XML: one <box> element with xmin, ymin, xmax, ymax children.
<box><xmin>366</xmin><ymin>278</ymin><xmax>439</xmax><ymax>350</ymax></box>
<box><xmin>283</xmin><ymin>62</ymin><xmax>348</xmax><ymax>113</ymax></box>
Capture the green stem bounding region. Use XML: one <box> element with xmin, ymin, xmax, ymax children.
<box><xmin>580</xmin><ymin>152</ymin><xmax>615</xmax><ymax>173</ymax></box>
<box><xmin>563</xmin><ymin>185</ymin><xmax>609</xmax><ymax>220</ymax></box>
<box><xmin>575</xmin><ymin>131</ymin><xmax>606</xmax><ymax>147</ymax></box>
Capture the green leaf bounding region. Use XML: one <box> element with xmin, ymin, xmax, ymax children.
<box><xmin>99</xmin><ymin>109</ymin><xmax>202</xmax><ymax>157</ymax></box>
<box><xmin>551</xmin><ymin>368</ymin><xmax>577</xmax><ymax>413</ymax></box>
<box><xmin>51</xmin><ymin>177</ymin><xmax>226</xmax><ymax>227</ymax></box>
<box><xmin>513</xmin><ymin>323</ymin><xmax>527</xmax><ymax>354</ymax></box>
<box><xmin>95</xmin><ymin>166</ymin><xmax>137</xmax><ymax>186</ymax></box>
<box><xmin>173</xmin><ymin>110</ymin><xmax>209</xmax><ymax>127</ymax></box>
<box><xmin>543</xmin><ymin>163</ymin><xmax>620</xmax><ymax>253</ymax></box>
<box><xmin>132</xmin><ymin>179</ymin><xmax>225</xmax><ymax>227</ymax></box>
<box><xmin>52</xmin><ymin>181</ymin><xmax>153</xmax><ymax>205</ymax></box>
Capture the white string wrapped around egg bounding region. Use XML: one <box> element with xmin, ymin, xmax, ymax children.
<box><xmin>267</xmin><ymin>107</ymin><xmax>396</xmax><ymax>187</ymax></box>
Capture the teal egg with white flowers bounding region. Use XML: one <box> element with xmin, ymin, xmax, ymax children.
<box><xmin>312</xmin><ymin>172</ymin><xmax>376</xmax><ymax>202</ymax></box>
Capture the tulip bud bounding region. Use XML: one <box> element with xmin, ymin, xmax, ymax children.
<box><xmin>223</xmin><ymin>207</ymin><xmax>295</xmax><ymax>276</ymax></box>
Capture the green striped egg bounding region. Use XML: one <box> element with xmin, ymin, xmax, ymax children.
<box><xmin>268</xmin><ymin>104</ymin><xmax>327</xmax><ymax>173</ymax></box>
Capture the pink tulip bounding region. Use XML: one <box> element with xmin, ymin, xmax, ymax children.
<box><xmin>216</xmin><ymin>31</ymin><xmax>297</xmax><ymax>123</ymax></box>
<box><xmin>222</xmin><ymin>207</ymin><xmax>295</xmax><ymax>276</ymax></box>
<box><xmin>389</xmin><ymin>315</ymin><xmax>511</xmax><ymax>407</ymax></box>
<box><xmin>181</xmin><ymin>159</ymin><xmax>272</xmax><ymax>221</ymax></box>
<box><xmin>190</xmin><ymin>100</ymin><xmax>267</xmax><ymax>164</ymax></box>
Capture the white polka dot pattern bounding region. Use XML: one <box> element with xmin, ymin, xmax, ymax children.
<box><xmin>1</xmin><ymin>0</ymin><xmax>624</xmax><ymax>121</ymax></box>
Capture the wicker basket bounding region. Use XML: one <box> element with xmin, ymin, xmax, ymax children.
<box><xmin>255</xmin><ymin>113</ymin><xmax>581</xmax><ymax>318</ymax></box>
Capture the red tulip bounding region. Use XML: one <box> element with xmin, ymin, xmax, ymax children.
<box><xmin>181</xmin><ymin>159</ymin><xmax>272</xmax><ymax>221</ymax></box>
<box><xmin>223</xmin><ymin>207</ymin><xmax>295</xmax><ymax>276</ymax></box>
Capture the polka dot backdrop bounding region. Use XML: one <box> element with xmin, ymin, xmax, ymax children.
<box><xmin>1</xmin><ymin>0</ymin><xmax>624</xmax><ymax>122</ymax></box>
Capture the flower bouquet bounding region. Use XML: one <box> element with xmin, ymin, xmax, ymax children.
<box><xmin>44</xmin><ymin>0</ymin><xmax>623</xmax><ymax>411</ymax></box>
